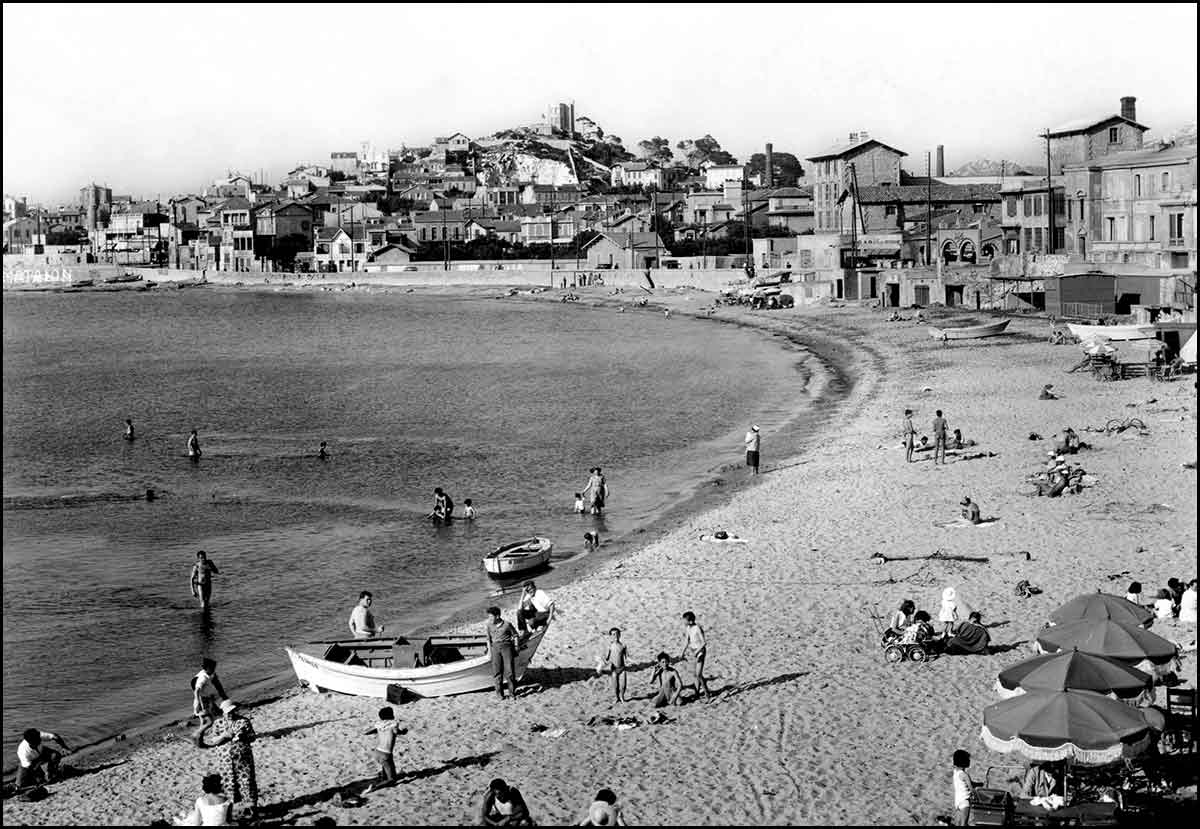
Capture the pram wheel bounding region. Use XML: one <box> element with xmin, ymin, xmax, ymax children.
<box><xmin>909</xmin><ymin>646</ymin><xmax>927</xmax><ymax>663</ymax></box>
<box><xmin>883</xmin><ymin>644</ymin><xmax>905</xmax><ymax>663</ymax></box>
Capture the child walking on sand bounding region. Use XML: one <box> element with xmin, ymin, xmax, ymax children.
<box><xmin>598</xmin><ymin>627</ymin><xmax>628</xmax><ymax>702</ymax></box>
<box><xmin>951</xmin><ymin>749</ymin><xmax>975</xmax><ymax>826</ymax></box>
<box><xmin>363</xmin><ymin>706</ymin><xmax>406</xmax><ymax>793</ymax></box>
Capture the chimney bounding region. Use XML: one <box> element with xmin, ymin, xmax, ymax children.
<box><xmin>936</xmin><ymin>145</ymin><xmax>945</xmax><ymax>177</ymax></box>
<box><xmin>848</xmin><ymin>132</ymin><xmax>859</xmax><ymax>144</ymax></box>
<box><xmin>765</xmin><ymin>143</ymin><xmax>775</xmax><ymax>188</ymax></box>
<box><xmin>1120</xmin><ymin>96</ymin><xmax>1136</xmax><ymax>122</ymax></box>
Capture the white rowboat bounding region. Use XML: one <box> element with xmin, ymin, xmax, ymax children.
<box><xmin>1066</xmin><ymin>323</ymin><xmax>1156</xmax><ymax>342</ymax></box>
<box><xmin>483</xmin><ymin>536</ymin><xmax>553</xmax><ymax>577</ymax></box>
<box><xmin>927</xmin><ymin>319</ymin><xmax>1011</xmax><ymax>340</ymax></box>
<box><xmin>286</xmin><ymin>623</ymin><xmax>549</xmax><ymax>698</ymax></box>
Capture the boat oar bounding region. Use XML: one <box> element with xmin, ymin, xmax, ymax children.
<box><xmin>869</xmin><ymin>550</ymin><xmax>989</xmax><ymax>565</ymax></box>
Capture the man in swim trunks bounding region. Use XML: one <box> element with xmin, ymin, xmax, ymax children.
<box><xmin>903</xmin><ymin>409</ymin><xmax>916</xmax><ymax>463</ymax></box>
<box><xmin>600</xmin><ymin>627</ymin><xmax>628</xmax><ymax>702</ymax></box>
<box><xmin>191</xmin><ymin>550</ymin><xmax>219</xmax><ymax>608</ymax></box>
<box><xmin>680</xmin><ymin>611</ymin><xmax>711</xmax><ymax>702</ymax></box>
<box><xmin>349</xmin><ymin>591</ymin><xmax>385</xmax><ymax>638</ymax></box>
<box><xmin>932</xmin><ymin>410</ymin><xmax>948</xmax><ymax>465</ymax></box>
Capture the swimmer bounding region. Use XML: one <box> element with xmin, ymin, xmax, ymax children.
<box><xmin>124</xmin><ymin>418</ymin><xmax>135</xmax><ymax>441</ymax></box>
<box><xmin>187</xmin><ymin>429</ymin><xmax>202</xmax><ymax>461</ymax></box>
<box><xmin>318</xmin><ymin>441</ymin><xmax>329</xmax><ymax>460</ymax></box>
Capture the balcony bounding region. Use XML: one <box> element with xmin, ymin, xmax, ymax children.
<box><xmin>1167</xmin><ymin>237</ymin><xmax>1188</xmax><ymax>248</ymax></box>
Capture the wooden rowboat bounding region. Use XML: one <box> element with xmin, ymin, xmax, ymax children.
<box><xmin>927</xmin><ymin>319</ymin><xmax>1010</xmax><ymax>340</ymax></box>
<box><xmin>1066</xmin><ymin>323</ymin><xmax>1156</xmax><ymax>342</ymax></box>
<box><xmin>483</xmin><ymin>537</ymin><xmax>553</xmax><ymax>577</ymax></box>
<box><xmin>286</xmin><ymin>622</ymin><xmax>549</xmax><ymax>699</ymax></box>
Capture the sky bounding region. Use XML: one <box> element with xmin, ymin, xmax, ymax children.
<box><xmin>3</xmin><ymin>3</ymin><xmax>1197</xmax><ymax>204</ymax></box>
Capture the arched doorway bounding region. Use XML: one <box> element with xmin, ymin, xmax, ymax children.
<box><xmin>959</xmin><ymin>240</ymin><xmax>977</xmax><ymax>264</ymax></box>
<box><xmin>941</xmin><ymin>240</ymin><xmax>957</xmax><ymax>263</ymax></box>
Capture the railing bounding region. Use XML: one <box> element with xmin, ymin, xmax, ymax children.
<box><xmin>1167</xmin><ymin>238</ymin><xmax>1187</xmax><ymax>248</ymax></box>
<box><xmin>1061</xmin><ymin>302</ymin><xmax>1109</xmax><ymax>318</ymax></box>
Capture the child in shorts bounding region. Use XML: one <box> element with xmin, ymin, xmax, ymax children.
<box><xmin>599</xmin><ymin>627</ymin><xmax>628</xmax><ymax>702</ymax></box>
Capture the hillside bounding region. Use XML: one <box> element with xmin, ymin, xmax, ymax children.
<box><xmin>470</xmin><ymin>117</ymin><xmax>635</xmax><ymax>188</ymax></box>
<box><xmin>950</xmin><ymin>159</ymin><xmax>1038</xmax><ymax>177</ymax></box>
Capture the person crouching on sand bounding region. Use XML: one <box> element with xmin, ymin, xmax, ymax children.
<box><xmin>479</xmin><ymin>778</ymin><xmax>533</xmax><ymax>826</ymax></box>
<box><xmin>576</xmin><ymin>788</ymin><xmax>629</xmax><ymax>826</ymax></box>
<box><xmin>960</xmin><ymin>497</ymin><xmax>982</xmax><ymax>525</ymax></box>
<box><xmin>650</xmin><ymin>652</ymin><xmax>682</xmax><ymax>708</ymax></box>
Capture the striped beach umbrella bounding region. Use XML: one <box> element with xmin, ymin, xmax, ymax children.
<box><xmin>1049</xmin><ymin>592</ymin><xmax>1153</xmax><ymax>628</ymax></box>
<box><xmin>995</xmin><ymin>648</ymin><xmax>1152</xmax><ymax>700</ymax></box>
<box><xmin>981</xmin><ymin>689</ymin><xmax>1153</xmax><ymax>765</ymax></box>
<box><xmin>1035</xmin><ymin>619</ymin><xmax>1178</xmax><ymax>677</ymax></box>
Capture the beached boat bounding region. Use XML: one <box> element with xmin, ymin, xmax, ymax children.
<box><xmin>1066</xmin><ymin>323</ymin><xmax>1156</xmax><ymax>342</ymax></box>
<box><xmin>483</xmin><ymin>536</ymin><xmax>553</xmax><ymax>577</ymax></box>
<box><xmin>103</xmin><ymin>273</ymin><xmax>143</xmax><ymax>284</ymax></box>
<box><xmin>927</xmin><ymin>319</ymin><xmax>1011</xmax><ymax>340</ymax></box>
<box><xmin>285</xmin><ymin>623</ymin><xmax>550</xmax><ymax>698</ymax></box>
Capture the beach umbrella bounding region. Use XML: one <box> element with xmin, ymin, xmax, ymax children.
<box><xmin>1036</xmin><ymin>619</ymin><xmax>1178</xmax><ymax>676</ymax></box>
<box><xmin>995</xmin><ymin>648</ymin><xmax>1152</xmax><ymax>700</ymax></box>
<box><xmin>1049</xmin><ymin>592</ymin><xmax>1153</xmax><ymax>628</ymax></box>
<box><xmin>981</xmin><ymin>689</ymin><xmax>1153</xmax><ymax>765</ymax></box>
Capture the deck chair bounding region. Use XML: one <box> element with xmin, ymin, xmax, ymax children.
<box><xmin>1163</xmin><ymin>687</ymin><xmax>1197</xmax><ymax>753</ymax></box>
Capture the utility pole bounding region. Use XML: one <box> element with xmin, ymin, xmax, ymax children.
<box><xmin>743</xmin><ymin>176</ymin><xmax>752</xmax><ymax>276</ymax></box>
<box><xmin>1044</xmin><ymin>130</ymin><xmax>1055</xmax><ymax>254</ymax></box>
<box><xmin>848</xmin><ymin>162</ymin><xmax>858</xmax><ymax>289</ymax></box>
<box><xmin>442</xmin><ymin>202</ymin><xmax>449</xmax><ymax>271</ymax></box>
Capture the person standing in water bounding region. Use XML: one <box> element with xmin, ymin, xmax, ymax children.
<box><xmin>124</xmin><ymin>418</ymin><xmax>135</xmax><ymax>441</ymax></box>
<box><xmin>191</xmin><ymin>551</ymin><xmax>219</xmax><ymax>609</ymax></box>
<box><xmin>318</xmin><ymin>441</ymin><xmax>329</xmax><ymax>460</ymax></box>
<box><xmin>744</xmin><ymin>425</ymin><xmax>761</xmax><ymax>474</ymax></box>
<box><xmin>187</xmin><ymin>429</ymin><xmax>202</xmax><ymax>462</ymax></box>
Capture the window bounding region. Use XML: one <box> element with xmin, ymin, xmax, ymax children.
<box><xmin>884</xmin><ymin>205</ymin><xmax>896</xmax><ymax>216</ymax></box>
<box><xmin>1023</xmin><ymin>195</ymin><xmax>1032</xmax><ymax>216</ymax></box>
<box><xmin>1054</xmin><ymin>228</ymin><xmax>1065</xmax><ymax>251</ymax></box>
<box><xmin>301</xmin><ymin>221</ymin><xmax>310</xmax><ymax>231</ymax></box>
<box><xmin>1134</xmin><ymin>175</ymin><xmax>1141</xmax><ymax>197</ymax></box>
<box><xmin>1169</xmin><ymin>213</ymin><xmax>1185</xmax><ymax>240</ymax></box>
<box><xmin>1005</xmin><ymin>196</ymin><xmax>1017</xmax><ymax>217</ymax></box>
<box><xmin>420</xmin><ymin>227</ymin><xmax>427</xmax><ymax>241</ymax></box>
<box><xmin>1149</xmin><ymin>215</ymin><xmax>1156</xmax><ymax>241</ymax></box>
<box><xmin>1066</xmin><ymin>199</ymin><xmax>1072</xmax><ymax>221</ymax></box>
<box><xmin>1033</xmin><ymin>196</ymin><xmax>1043</xmax><ymax>217</ymax></box>
<box><xmin>1078</xmin><ymin>196</ymin><xmax>1085</xmax><ymax>220</ymax></box>
<box><xmin>1024</xmin><ymin>228</ymin><xmax>1033</xmax><ymax>250</ymax></box>
<box><xmin>1161</xmin><ymin>172</ymin><xmax>1170</xmax><ymax>191</ymax></box>
<box><xmin>1106</xmin><ymin>217</ymin><xmax>1116</xmax><ymax>240</ymax></box>
<box><xmin>1033</xmin><ymin>228</ymin><xmax>1043</xmax><ymax>250</ymax></box>
<box><xmin>1108</xmin><ymin>126</ymin><xmax>1120</xmax><ymax>143</ymax></box>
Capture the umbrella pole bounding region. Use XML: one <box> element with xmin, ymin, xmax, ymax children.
<box><xmin>1064</xmin><ymin>757</ymin><xmax>1072</xmax><ymax>805</ymax></box>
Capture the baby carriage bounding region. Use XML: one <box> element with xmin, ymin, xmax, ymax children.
<box><xmin>870</xmin><ymin>606</ymin><xmax>941</xmax><ymax>663</ymax></box>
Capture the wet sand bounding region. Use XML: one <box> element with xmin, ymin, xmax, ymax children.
<box><xmin>4</xmin><ymin>293</ymin><xmax>1196</xmax><ymax>826</ymax></box>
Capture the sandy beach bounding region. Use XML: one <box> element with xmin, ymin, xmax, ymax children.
<box><xmin>4</xmin><ymin>290</ymin><xmax>1196</xmax><ymax>826</ymax></box>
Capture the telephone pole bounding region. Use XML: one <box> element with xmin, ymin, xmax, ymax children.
<box><xmin>1044</xmin><ymin>130</ymin><xmax>1055</xmax><ymax>254</ymax></box>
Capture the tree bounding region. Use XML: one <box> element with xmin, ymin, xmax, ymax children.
<box><xmin>747</xmin><ymin>151</ymin><xmax>805</xmax><ymax>186</ymax></box>
<box><xmin>677</xmin><ymin>135</ymin><xmax>737</xmax><ymax>169</ymax></box>
<box><xmin>636</xmin><ymin>136</ymin><xmax>673</xmax><ymax>165</ymax></box>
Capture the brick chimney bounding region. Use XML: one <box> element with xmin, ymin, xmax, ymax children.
<box><xmin>936</xmin><ymin>145</ymin><xmax>945</xmax><ymax>177</ymax></box>
<box><xmin>765</xmin><ymin>143</ymin><xmax>775</xmax><ymax>188</ymax></box>
<box><xmin>1120</xmin><ymin>96</ymin><xmax>1136</xmax><ymax>122</ymax></box>
<box><xmin>848</xmin><ymin>132</ymin><xmax>859</xmax><ymax>144</ymax></box>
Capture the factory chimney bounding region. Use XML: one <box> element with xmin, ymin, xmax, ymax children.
<box><xmin>765</xmin><ymin>143</ymin><xmax>775</xmax><ymax>188</ymax></box>
<box><xmin>1120</xmin><ymin>96</ymin><xmax>1136</xmax><ymax>122</ymax></box>
<box><xmin>936</xmin><ymin>145</ymin><xmax>945</xmax><ymax>177</ymax></box>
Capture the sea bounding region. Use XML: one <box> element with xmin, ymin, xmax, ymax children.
<box><xmin>1</xmin><ymin>287</ymin><xmax>837</xmax><ymax>766</ymax></box>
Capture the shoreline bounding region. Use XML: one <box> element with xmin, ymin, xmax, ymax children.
<box><xmin>1</xmin><ymin>284</ymin><xmax>856</xmax><ymax>779</ymax></box>
<box><xmin>3</xmin><ymin>293</ymin><xmax>1195</xmax><ymax>826</ymax></box>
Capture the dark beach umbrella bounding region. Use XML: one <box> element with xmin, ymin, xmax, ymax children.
<box><xmin>1036</xmin><ymin>619</ymin><xmax>1178</xmax><ymax>676</ymax></box>
<box><xmin>1049</xmin><ymin>592</ymin><xmax>1153</xmax><ymax>628</ymax></box>
<box><xmin>981</xmin><ymin>689</ymin><xmax>1153</xmax><ymax>765</ymax></box>
<box><xmin>996</xmin><ymin>648</ymin><xmax>1152</xmax><ymax>700</ymax></box>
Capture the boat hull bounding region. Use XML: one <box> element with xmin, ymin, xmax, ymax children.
<box><xmin>928</xmin><ymin>319</ymin><xmax>1010</xmax><ymax>340</ymax></box>
<box><xmin>286</xmin><ymin>625</ymin><xmax>548</xmax><ymax>698</ymax></box>
<box><xmin>483</xmin><ymin>537</ymin><xmax>553</xmax><ymax>577</ymax></box>
<box><xmin>1067</xmin><ymin>323</ymin><xmax>1156</xmax><ymax>342</ymax></box>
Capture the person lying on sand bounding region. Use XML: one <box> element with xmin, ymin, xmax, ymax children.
<box><xmin>1038</xmin><ymin>384</ymin><xmax>1058</xmax><ymax>400</ymax></box>
<box><xmin>950</xmin><ymin>429</ymin><xmax>977</xmax><ymax>450</ymax></box>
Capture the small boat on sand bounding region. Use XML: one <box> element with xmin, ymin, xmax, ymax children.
<box><xmin>483</xmin><ymin>537</ymin><xmax>553</xmax><ymax>577</ymax></box>
<box><xmin>928</xmin><ymin>319</ymin><xmax>1010</xmax><ymax>340</ymax></box>
<box><xmin>1066</xmin><ymin>323</ymin><xmax>1156</xmax><ymax>342</ymax></box>
<box><xmin>286</xmin><ymin>622</ymin><xmax>550</xmax><ymax>698</ymax></box>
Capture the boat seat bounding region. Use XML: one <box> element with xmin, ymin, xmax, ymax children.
<box><xmin>322</xmin><ymin>643</ymin><xmax>367</xmax><ymax>667</ymax></box>
<box><xmin>392</xmin><ymin>637</ymin><xmax>430</xmax><ymax>669</ymax></box>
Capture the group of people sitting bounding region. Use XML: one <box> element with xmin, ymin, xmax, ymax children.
<box><xmin>883</xmin><ymin>590</ymin><xmax>992</xmax><ymax>656</ymax></box>
<box><xmin>1027</xmin><ymin>450</ymin><xmax>1090</xmax><ymax>498</ymax></box>
<box><xmin>478</xmin><ymin>778</ymin><xmax>628</xmax><ymax>826</ymax></box>
<box><xmin>1127</xmin><ymin>578</ymin><xmax>1199</xmax><ymax>623</ymax></box>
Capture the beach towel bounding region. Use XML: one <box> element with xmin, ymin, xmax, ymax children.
<box><xmin>933</xmin><ymin>517</ymin><xmax>999</xmax><ymax>528</ymax></box>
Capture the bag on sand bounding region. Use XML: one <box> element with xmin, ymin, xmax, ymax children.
<box><xmin>1014</xmin><ymin>580</ymin><xmax>1043</xmax><ymax>598</ymax></box>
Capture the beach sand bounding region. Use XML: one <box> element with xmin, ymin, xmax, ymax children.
<box><xmin>4</xmin><ymin>294</ymin><xmax>1196</xmax><ymax>826</ymax></box>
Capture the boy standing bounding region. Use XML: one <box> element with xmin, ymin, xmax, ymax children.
<box><xmin>744</xmin><ymin>425</ymin><xmax>761</xmax><ymax>474</ymax></box>
<box><xmin>190</xmin><ymin>551</ymin><xmax>220</xmax><ymax>609</ymax></box>
<box><xmin>363</xmin><ymin>707</ymin><xmax>405</xmax><ymax>793</ymax></box>
<box><xmin>463</xmin><ymin>499</ymin><xmax>477</xmax><ymax>520</ymax></box>
<box><xmin>903</xmin><ymin>409</ymin><xmax>916</xmax><ymax>463</ymax></box>
<box><xmin>952</xmin><ymin>749</ymin><xmax>975</xmax><ymax>826</ymax></box>
<box><xmin>486</xmin><ymin>606</ymin><xmax>519</xmax><ymax>700</ymax></box>
<box><xmin>599</xmin><ymin>627</ymin><xmax>628</xmax><ymax>702</ymax></box>
<box><xmin>932</xmin><ymin>410</ymin><xmax>949</xmax><ymax>466</ymax></box>
<box><xmin>680</xmin><ymin>611</ymin><xmax>711</xmax><ymax>702</ymax></box>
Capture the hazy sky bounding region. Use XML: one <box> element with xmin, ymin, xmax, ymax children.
<box><xmin>4</xmin><ymin>3</ymin><xmax>1197</xmax><ymax>204</ymax></box>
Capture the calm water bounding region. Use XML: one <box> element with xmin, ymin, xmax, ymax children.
<box><xmin>2</xmin><ymin>288</ymin><xmax>819</xmax><ymax>763</ymax></box>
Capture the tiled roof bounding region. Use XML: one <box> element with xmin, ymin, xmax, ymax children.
<box><xmin>586</xmin><ymin>231</ymin><xmax>666</xmax><ymax>251</ymax></box>
<box><xmin>1045</xmin><ymin>114</ymin><xmax>1149</xmax><ymax>137</ymax></box>
<box><xmin>854</xmin><ymin>184</ymin><xmax>1001</xmax><ymax>203</ymax></box>
<box><xmin>1063</xmin><ymin>143</ymin><xmax>1197</xmax><ymax>170</ymax></box>
<box><xmin>806</xmin><ymin>137</ymin><xmax>907</xmax><ymax>161</ymax></box>
<box><xmin>765</xmin><ymin>186</ymin><xmax>811</xmax><ymax>198</ymax></box>
<box><xmin>413</xmin><ymin>210</ymin><xmax>468</xmax><ymax>223</ymax></box>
